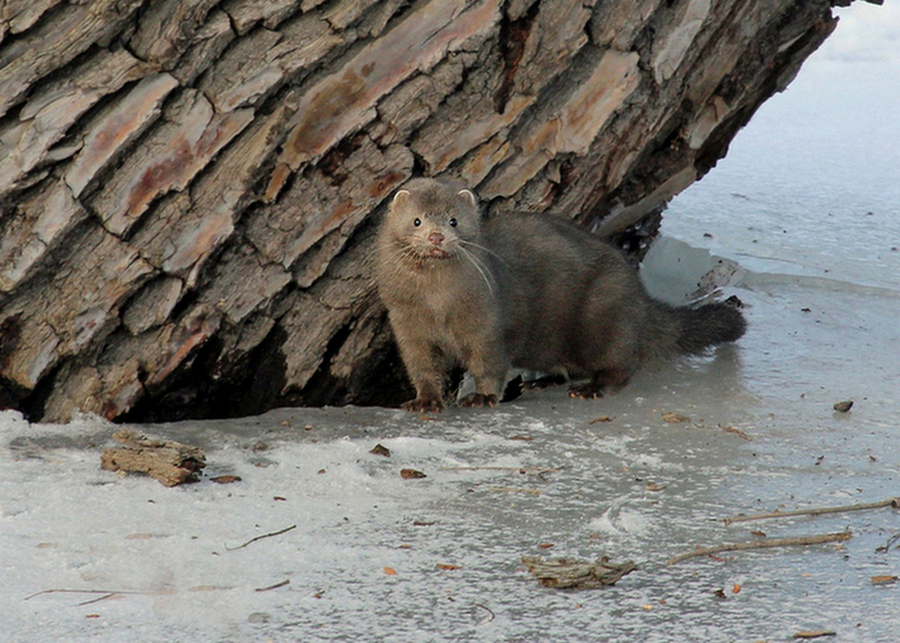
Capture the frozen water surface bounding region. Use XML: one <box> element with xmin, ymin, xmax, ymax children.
<box><xmin>3</xmin><ymin>279</ymin><xmax>899</xmax><ymax>642</ymax></box>
<box><xmin>3</xmin><ymin>7</ymin><xmax>900</xmax><ymax>642</ymax></box>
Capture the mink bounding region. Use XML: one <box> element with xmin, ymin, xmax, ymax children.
<box><xmin>375</xmin><ymin>178</ymin><xmax>745</xmax><ymax>412</ymax></box>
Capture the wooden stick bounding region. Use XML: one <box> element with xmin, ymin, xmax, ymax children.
<box><xmin>723</xmin><ymin>497</ymin><xmax>899</xmax><ymax>525</ymax></box>
<box><xmin>439</xmin><ymin>466</ymin><xmax>561</xmax><ymax>473</ymax></box>
<box><xmin>668</xmin><ymin>531</ymin><xmax>851</xmax><ymax>565</ymax></box>
<box><xmin>77</xmin><ymin>593</ymin><xmax>116</xmax><ymax>607</ymax></box>
<box><xmin>255</xmin><ymin>579</ymin><xmax>291</xmax><ymax>592</ymax></box>
<box><xmin>24</xmin><ymin>588</ymin><xmax>167</xmax><ymax>601</ymax></box>
<box><xmin>876</xmin><ymin>531</ymin><xmax>900</xmax><ymax>554</ymax></box>
<box><xmin>225</xmin><ymin>524</ymin><xmax>297</xmax><ymax>551</ymax></box>
<box><xmin>489</xmin><ymin>487</ymin><xmax>541</xmax><ymax>495</ymax></box>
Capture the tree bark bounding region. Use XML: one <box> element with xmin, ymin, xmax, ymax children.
<box><xmin>0</xmin><ymin>0</ymin><xmax>861</xmax><ymax>422</ymax></box>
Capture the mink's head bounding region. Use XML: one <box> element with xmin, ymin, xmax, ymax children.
<box><xmin>381</xmin><ymin>178</ymin><xmax>482</xmax><ymax>264</ymax></box>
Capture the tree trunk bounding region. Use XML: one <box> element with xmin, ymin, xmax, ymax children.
<box><xmin>0</xmin><ymin>0</ymin><xmax>859</xmax><ymax>422</ymax></box>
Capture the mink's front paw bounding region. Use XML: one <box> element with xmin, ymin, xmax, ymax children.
<box><xmin>402</xmin><ymin>397</ymin><xmax>444</xmax><ymax>413</ymax></box>
<box><xmin>459</xmin><ymin>393</ymin><xmax>498</xmax><ymax>408</ymax></box>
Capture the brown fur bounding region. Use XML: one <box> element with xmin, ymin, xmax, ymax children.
<box><xmin>375</xmin><ymin>178</ymin><xmax>745</xmax><ymax>412</ymax></box>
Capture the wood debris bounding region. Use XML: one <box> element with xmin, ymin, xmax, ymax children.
<box><xmin>792</xmin><ymin>631</ymin><xmax>836</xmax><ymax>640</ymax></box>
<box><xmin>439</xmin><ymin>466</ymin><xmax>561</xmax><ymax>474</ymax></box>
<box><xmin>523</xmin><ymin>555</ymin><xmax>636</xmax><ymax>589</ymax></box>
<box><xmin>25</xmin><ymin>587</ymin><xmax>170</xmax><ymax>603</ymax></box>
<box><xmin>370</xmin><ymin>443</ymin><xmax>391</xmax><ymax>457</ymax></box>
<box><xmin>668</xmin><ymin>531</ymin><xmax>851</xmax><ymax>565</ymax></box>
<box><xmin>724</xmin><ymin>497</ymin><xmax>900</xmax><ymax>525</ymax></box>
<box><xmin>100</xmin><ymin>429</ymin><xmax>205</xmax><ymax>487</ymax></box>
<box><xmin>255</xmin><ymin>579</ymin><xmax>290</xmax><ymax>592</ymax></box>
<box><xmin>871</xmin><ymin>575</ymin><xmax>898</xmax><ymax>586</ymax></box>
<box><xmin>876</xmin><ymin>532</ymin><xmax>900</xmax><ymax>553</ymax></box>
<box><xmin>720</xmin><ymin>425</ymin><xmax>752</xmax><ymax>440</ymax></box>
<box><xmin>833</xmin><ymin>400</ymin><xmax>853</xmax><ymax>413</ymax></box>
<box><xmin>661</xmin><ymin>412</ymin><xmax>691</xmax><ymax>423</ymax></box>
<box><xmin>490</xmin><ymin>487</ymin><xmax>541</xmax><ymax>495</ymax></box>
<box><xmin>210</xmin><ymin>475</ymin><xmax>242</xmax><ymax>484</ymax></box>
<box><xmin>225</xmin><ymin>524</ymin><xmax>297</xmax><ymax>551</ymax></box>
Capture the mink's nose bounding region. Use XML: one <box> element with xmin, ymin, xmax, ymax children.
<box><xmin>428</xmin><ymin>232</ymin><xmax>445</xmax><ymax>246</ymax></box>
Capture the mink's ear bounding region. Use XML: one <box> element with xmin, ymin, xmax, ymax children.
<box><xmin>457</xmin><ymin>189</ymin><xmax>477</xmax><ymax>208</ymax></box>
<box><xmin>391</xmin><ymin>189</ymin><xmax>411</xmax><ymax>211</ymax></box>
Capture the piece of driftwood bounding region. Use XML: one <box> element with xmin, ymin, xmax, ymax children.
<box><xmin>523</xmin><ymin>555</ymin><xmax>636</xmax><ymax>589</ymax></box>
<box><xmin>100</xmin><ymin>429</ymin><xmax>206</xmax><ymax>486</ymax></box>
<box><xmin>667</xmin><ymin>531</ymin><xmax>851</xmax><ymax>565</ymax></box>
<box><xmin>723</xmin><ymin>497</ymin><xmax>900</xmax><ymax>525</ymax></box>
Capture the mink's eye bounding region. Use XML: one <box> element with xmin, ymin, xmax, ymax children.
<box><xmin>448</xmin><ymin>218</ymin><xmax>457</xmax><ymax>227</ymax></box>
<box><xmin>413</xmin><ymin>218</ymin><xmax>421</xmax><ymax>227</ymax></box>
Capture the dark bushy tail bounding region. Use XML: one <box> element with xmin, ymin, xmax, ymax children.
<box><xmin>648</xmin><ymin>299</ymin><xmax>746</xmax><ymax>355</ymax></box>
<box><xmin>674</xmin><ymin>300</ymin><xmax>746</xmax><ymax>354</ymax></box>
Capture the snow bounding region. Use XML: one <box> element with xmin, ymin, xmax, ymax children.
<box><xmin>3</xmin><ymin>6</ymin><xmax>900</xmax><ymax>642</ymax></box>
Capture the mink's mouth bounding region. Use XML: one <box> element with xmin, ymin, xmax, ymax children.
<box><xmin>427</xmin><ymin>247</ymin><xmax>449</xmax><ymax>258</ymax></box>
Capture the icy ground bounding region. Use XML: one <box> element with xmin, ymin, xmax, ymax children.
<box><xmin>3</xmin><ymin>237</ymin><xmax>899</xmax><ymax>642</ymax></box>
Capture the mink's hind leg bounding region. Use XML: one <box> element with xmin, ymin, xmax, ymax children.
<box><xmin>568</xmin><ymin>368</ymin><xmax>633</xmax><ymax>399</ymax></box>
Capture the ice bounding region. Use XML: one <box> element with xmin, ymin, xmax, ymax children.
<box><xmin>4</xmin><ymin>6</ymin><xmax>900</xmax><ymax>642</ymax></box>
<box><xmin>4</xmin><ymin>258</ymin><xmax>898</xmax><ymax>641</ymax></box>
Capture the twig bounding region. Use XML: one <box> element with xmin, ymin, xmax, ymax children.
<box><xmin>77</xmin><ymin>593</ymin><xmax>116</xmax><ymax>607</ymax></box>
<box><xmin>489</xmin><ymin>487</ymin><xmax>541</xmax><ymax>495</ymax></box>
<box><xmin>225</xmin><ymin>524</ymin><xmax>297</xmax><ymax>551</ymax></box>
<box><xmin>255</xmin><ymin>579</ymin><xmax>291</xmax><ymax>592</ymax></box>
<box><xmin>24</xmin><ymin>588</ymin><xmax>166</xmax><ymax>602</ymax></box>
<box><xmin>875</xmin><ymin>531</ymin><xmax>900</xmax><ymax>554</ymax></box>
<box><xmin>440</xmin><ymin>466</ymin><xmax>561</xmax><ymax>473</ymax></box>
<box><xmin>668</xmin><ymin>531</ymin><xmax>851</xmax><ymax>565</ymax></box>
<box><xmin>723</xmin><ymin>497</ymin><xmax>899</xmax><ymax>525</ymax></box>
<box><xmin>474</xmin><ymin>603</ymin><xmax>495</xmax><ymax>625</ymax></box>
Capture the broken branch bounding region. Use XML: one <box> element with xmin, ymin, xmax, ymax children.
<box><xmin>255</xmin><ymin>579</ymin><xmax>291</xmax><ymax>592</ymax></box>
<box><xmin>668</xmin><ymin>531</ymin><xmax>851</xmax><ymax>565</ymax></box>
<box><xmin>440</xmin><ymin>466</ymin><xmax>561</xmax><ymax>473</ymax></box>
<box><xmin>723</xmin><ymin>497</ymin><xmax>900</xmax><ymax>525</ymax></box>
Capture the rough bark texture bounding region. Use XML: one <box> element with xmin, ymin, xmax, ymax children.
<box><xmin>0</xmin><ymin>0</ymin><xmax>862</xmax><ymax>421</ymax></box>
